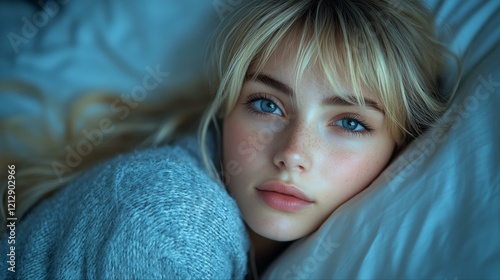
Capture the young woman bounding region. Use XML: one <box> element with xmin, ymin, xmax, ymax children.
<box><xmin>1</xmin><ymin>0</ymin><xmax>451</xmax><ymax>278</ymax></box>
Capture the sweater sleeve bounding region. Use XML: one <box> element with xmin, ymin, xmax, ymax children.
<box><xmin>98</xmin><ymin>143</ymin><xmax>250</xmax><ymax>279</ymax></box>
<box><xmin>3</xmin><ymin>137</ymin><xmax>249</xmax><ymax>279</ymax></box>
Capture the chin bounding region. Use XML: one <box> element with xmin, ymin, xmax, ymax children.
<box><xmin>248</xmin><ymin>217</ymin><xmax>313</xmax><ymax>242</ymax></box>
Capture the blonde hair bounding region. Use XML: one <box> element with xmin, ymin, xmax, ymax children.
<box><xmin>199</xmin><ymin>0</ymin><xmax>452</xmax><ymax>177</ymax></box>
<box><xmin>2</xmin><ymin>0</ymin><xmax>453</xmax><ymax>226</ymax></box>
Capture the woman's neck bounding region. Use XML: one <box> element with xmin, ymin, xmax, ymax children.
<box><xmin>248</xmin><ymin>228</ymin><xmax>291</xmax><ymax>277</ymax></box>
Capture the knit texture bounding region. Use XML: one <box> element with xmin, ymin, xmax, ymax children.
<box><xmin>1</xmin><ymin>136</ymin><xmax>249</xmax><ymax>279</ymax></box>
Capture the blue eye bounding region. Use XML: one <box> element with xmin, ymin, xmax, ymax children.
<box><xmin>335</xmin><ymin>118</ymin><xmax>366</xmax><ymax>132</ymax></box>
<box><xmin>250</xmin><ymin>98</ymin><xmax>283</xmax><ymax>115</ymax></box>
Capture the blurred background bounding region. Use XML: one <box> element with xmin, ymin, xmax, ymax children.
<box><xmin>0</xmin><ymin>0</ymin><xmax>234</xmax><ymax>158</ymax></box>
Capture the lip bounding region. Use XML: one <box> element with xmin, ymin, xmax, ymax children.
<box><xmin>256</xmin><ymin>180</ymin><xmax>313</xmax><ymax>212</ymax></box>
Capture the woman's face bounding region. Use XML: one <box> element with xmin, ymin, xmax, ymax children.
<box><xmin>222</xmin><ymin>41</ymin><xmax>395</xmax><ymax>241</ymax></box>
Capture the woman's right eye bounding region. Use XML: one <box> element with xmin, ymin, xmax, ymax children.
<box><xmin>245</xmin><ymin>96</ymin><xmax>284</xmax><ymax>116</ymax></box>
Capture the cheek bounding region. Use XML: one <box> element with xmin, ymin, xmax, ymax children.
<box><xmin>222</xmin><ymin>117</ymin><xmax>244</xmax><ymax>178</ymax></box>
<box><xmin>222</xmin><ymin>113</ymin><xmax>263</xmax><ymax>184</ymax></box>
<box><xmin>317</xmin><ymin>142</ymin><xmax>393</xmax><ymax>203</ymax></box>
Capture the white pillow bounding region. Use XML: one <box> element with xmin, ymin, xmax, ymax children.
<box><xmin>263</xmin><ymin>0</ymin><xmax>500</xmax><ymax>278</ymax></box>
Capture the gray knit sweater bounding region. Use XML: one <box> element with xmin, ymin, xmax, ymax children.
<box><xmin>1</xmin><ymin>136</ymin><xmax>249</xmax><ymax>279</ymax></box>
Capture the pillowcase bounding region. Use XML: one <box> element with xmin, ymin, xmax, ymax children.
<box><xmin>263</xmin><ymin>0</ymin><xmax>500</xmax><ymax>278</ymax></box>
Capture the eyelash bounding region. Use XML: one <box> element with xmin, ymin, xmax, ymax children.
<box><xmin>334</xmin><ymin>114</ymin><xmax>373</xmax><ymax>136</ymax></box>
<box><xmin>243</xmin><ymin>93</ymin><xmax>284</xmax><ymax>116</ymax></box>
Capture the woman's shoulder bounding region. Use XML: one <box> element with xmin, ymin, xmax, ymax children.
<box><xmin>91</xmin><ymin>135</ymin><xmax>242</xmax><ymax>231</ymax></box>
<box><xmin>11</xmin><ymin>135</ymin><xmax>249</xmax><ymax>279</ymax></box>
<box><xmin>76</xmin><ymin>134</ymin><xmax>220</xmax><ymax>203</ymax></box>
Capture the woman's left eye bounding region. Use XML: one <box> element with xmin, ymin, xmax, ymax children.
<box><xmin>334</xmin><ymin>118</ymin><xmax>367</xmax><ymax>132</ymax></box>
<box><xmin>248</xmin><ymin>98</ymin><xmax>283</xmax><ymax>116</ymax></box>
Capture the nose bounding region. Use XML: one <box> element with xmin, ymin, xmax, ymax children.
<box><xmin>272</xmin><ymin>119</ymin><xmax>312</xmax><ymax>173</ymax></box>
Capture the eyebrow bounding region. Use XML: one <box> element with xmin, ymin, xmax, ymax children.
<box><xmin>322</xmin><ymin>96</ymin><xmax>384</xmax><ymax>113</ymax></box>
<box><xmin>245</xmin><ymin>73</ymin><xmax>294</xmax><ymax>96</ymax></box>
<box><xmin>245</xmin><ymin>73</ymin><xmax>384</xmax><ymax>113</ymax></box>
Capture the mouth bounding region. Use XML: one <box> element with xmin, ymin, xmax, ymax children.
<box><xmin>256</xmin><ymin>180</ymin><xmax>313</xmax><ymax>212</ymax></box>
